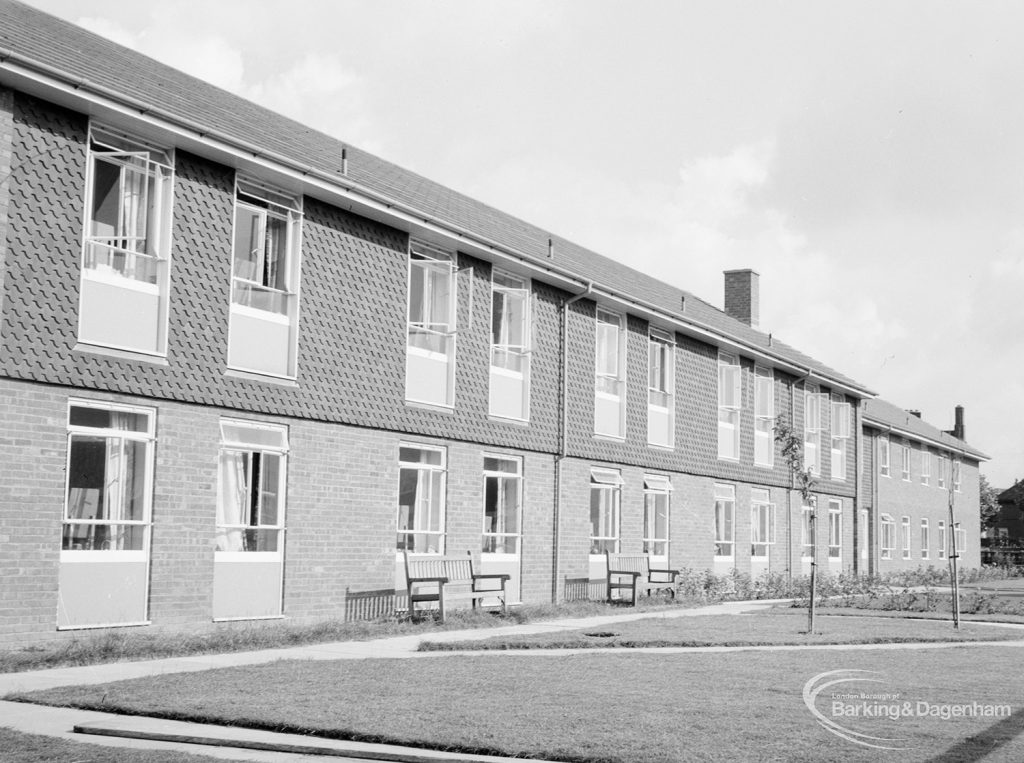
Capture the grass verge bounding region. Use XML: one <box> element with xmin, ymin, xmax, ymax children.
<box><xmin>9</xmin><ymin>646</ymin><xmax>1024</xmax><ymax>762</ymax></box>
<box><xmin>0</xmin><ymin>726</ymin><xmax>225</xmax><ymax>763</ymax></box>
<box><xmin>417</xmin><ymin>611</ymin><xmax>1022</xmax><ymax>651</ymax></box>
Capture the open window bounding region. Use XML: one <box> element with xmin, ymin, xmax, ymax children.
<box><xmin>590</xmin><ymin>468</ymin><xmax>622</xmax><ymax>555</ymax></box>
<box><xmin>643</xmin><ymin>475</ymin><xmax>672</xmax><ymax>559</ymax></box>
<box><xmin>647</xmin><ymin>330</ymin><xmax>675</xmax><ymax>448</ymax></box>
<box><xmin>714</xmin><ymin>483</ymin><xmax>735</xmax><ymax>560</ymax></box>
<box><xmin>406</xmin><ymin>241</ymin><xmax>457</xmax><ymax>407</ymax></box>
<box><xmin>754</xmin><ymin>367</ymin><xmax>774</xmax><ymax>467</ymax></box>
<box><xmin>803</xmin><ymin>386</ymin><xmax>827</xmax><ymax>476</ymax></box>
<box><xmin>489</xmin><ymin>271</ymin><xmax>530</xmax><ymax>420</ymax></box>
<box><xmin>750</xmin><ymin>489</ymin><xmax>775</xmax><ymax>559</ymax></box>
<box><xmin>79</xmin><ymin>125</ymin><xmax>173</xmax><ymax>355</ymax></box>
<box><xmin>828</xmin><ymin>499</ymin><xmax>842</xmax><ymax>560</ymax></box>
<box><xmin>880</xmin><ymin>514</ymin><xmax>895</xmax><ymax>560</ymax></box>
<box><xmin>717</xmin><ymin>353</ymin><xmax>741</xmax><ymax>460</ymax></box>
<box><xmin>397</xmin><ymin>445</ymin><xmax>447</xmax><ymax>553</ymax></box>
<box><xmin>595</xmin><ymin>310</ymin><xmax>626</xmax><ymax>438</ymax></box>
<box><xmin>830</xmin><ymin>394</ymin><xmax>851</xmax><ymax>480</ymax></box>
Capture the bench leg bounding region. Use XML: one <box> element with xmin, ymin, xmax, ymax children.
<box><xmin>438</xmin><ymin>587</ymin><xmax>446</xmax><ymax>622</ymax></box>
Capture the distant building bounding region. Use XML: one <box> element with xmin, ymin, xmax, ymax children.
<box><xmin>988</xmin><ymin>482</ymin><xmax>1024</xmax><ymax>553</ymax></box>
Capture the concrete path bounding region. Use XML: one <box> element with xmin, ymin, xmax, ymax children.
<box><xmin>3</xmin><ymin>597</ymin><xmax>1023</xmax><ymax>762</ymax></box>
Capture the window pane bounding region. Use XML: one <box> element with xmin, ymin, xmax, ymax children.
<box><xmin>90</xmin><ymin>158</ymin><xmax>121</xmax><ymax>239</ymax></box>
<box><xmin>264</xmin><ymin>214</ymin><xmax>289</xmax><ymax>290</ymax></box>
<box><xmin>427</xmin><ymin>265</ymin><xmax>452</xmax><ymax>327</ymax></box>
<box><xmin>216</xmin><ymin>450</ymin><xmax>248</xmax><ymax>551</ymax></box>
<box><xmin>400</xmin><ymin>447</ymin><xmax>443</xmax><ymax>466</ymax></box>
<box><xmin>596</xmin><ymin>322</ymin><xmax>619</xmax><ymax>377</ymax></box>
<box><xmin>233</xmin><ymin>206</ymin><xmax>262</xmax><ymax>282</ymax></box>
<box><xmin>62</xmin><ymin>523</ymin><xmax>146</xmax><ymax>551</ymax></box>
<box><xmin>70</xmin><ymin>406</ymin><xmax>149</xmax><ymax>432</ymax></box>
<box><xmin>259</xmin><ymin>453</ymin><xmax>281</xmax><ymax>526</ymax></box>
<box><xmin>408</xmin><ymin>261</ymin><xmax>426</xmax><ymax>324</ymax></box>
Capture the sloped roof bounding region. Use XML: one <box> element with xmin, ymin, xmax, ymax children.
<box><xmin>862</xmin><ymin>398</ymin><xmax>988</xmax><ymax>461</ymax></box>
<box><xmin>0</xmin><ymin>0</ymin><xmax>872</xmax><ymax>392</ymax></box>
<box><xmin>998</xmin><ymin>482</ymin><xmax>1024</xmax><ymax>505</ymax></box>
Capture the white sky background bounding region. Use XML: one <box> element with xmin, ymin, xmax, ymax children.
<box><xmin>27</xmin><ymin>0</ymin><xmax>1024</xmax><ymax>487</ymax></box>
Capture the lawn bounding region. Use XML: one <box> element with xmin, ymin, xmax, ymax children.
<box><xmin>0</xmin><ymin>726</ymin><xmax>226</xmax><ymax>763</ymax></box>
<box><xmin>418</xmin><ymin>611</ymin><xmax>1023</xmax><ymax>651</ymax></box>
<box><xmin>10</xmin><ymin>645</ymin><xmax>1024</xmax><ymax>762</ymax></box>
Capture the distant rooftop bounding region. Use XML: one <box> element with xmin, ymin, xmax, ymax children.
<box><xmin>862</xmin><ymin>398</ymin><xmax>988</xmax><ymax>461</ymax></box>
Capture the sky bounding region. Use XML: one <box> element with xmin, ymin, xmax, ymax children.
<box><xmin>25</xmin><ymin>0</ymin><xmax>1024</xmax><ymax>487</ymax></box>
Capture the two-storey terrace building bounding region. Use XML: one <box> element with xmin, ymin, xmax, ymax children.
<box><xmin>0</xmin><ymin>1</ymin><xmax>985</xmax><ymax>647</ymax></box>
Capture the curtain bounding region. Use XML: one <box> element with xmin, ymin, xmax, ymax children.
<box><xmin>217</xmin><ymin>451</ymin><xmax>247</xmax><ymax>551</ymax></box>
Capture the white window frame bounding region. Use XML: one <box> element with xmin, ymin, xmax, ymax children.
<box><xmin>397</xmin><ymin>444</ymin><xmax>448</xmax><ymax>554</ymax></box>
<box><xmin>880</xmin><ymin>514</ymin><xmax>895</xmax><ymax>560</ymax></box>
<box><xmin>489</xmin><ymin>270</ymin><xmax>531</xmax><ymax>421</ymax></box>
<box><xmin>803</xmin><ymin>386</ymin><xmax>826</xmax><ymax>476</ymax></box>
<box><xmin>801</xmin><ymin>501</ymin><xmax>816</xmax><ymax>559</ymax></box>
<box><xmin>642</xmin><ymin>475</ymin><xmax>672</xmax><ymax>556</ymax></box>
<box><xmin>921</xmin><ymin>519</ymin><xmax>930</xmax><ymax>560</ymax></box>
<box><xmin>62</xmin><ymin>400</ymin><xmax>156</xmax><ymax>560</ymax></box>
<box><xmin>754</xmin><ymin>367</ymin><xmax>774</xmax><ymax>468</ymax></box>
<box><xmin>938</xmin><ymin>520</ymin><xmax>947</xmax><ymax>560</ymax></box>
<box><xmin>216</xmin><ymin>419</ymin><xmax>289</xmax><ymax>558</ymax></box>
<box><xmin>79</xmin><ymin>124</ymin><xmax>174</xmax><ymax>356</ymax></box>
<box><xmin>717</xmin><ymin>353</ymin><xmax>741</xmax><ymax>461</ymax></box>
<box><xmin>901</xmin><ymin>515</ymin><xmax>911</xmax><ymax>559</ymax></box>
<box><xmin>920</xmin><ymin>445</ymin><xmax>931</xmax><ymax>486</ymax></box>
<box><xmin>405</xmin><ymin>241</ymin><xmax>457</xmax><ymax>407</ymax></box>
<box><xmin>647</xmin><ymin>329</ymin><xmax>675</xmax><ymax>448</ymax></box>
<box><xmin>900</xmin><ymin>443</ymin><xmax>911</xmax><ymax>481</ymax></box>
<box><xmin>879</xmin><ymin>435</ymin><xmax>890</xmax><ymax>477</ymax></box>
<box><xmin>714</xmin><ymin>483</ymin><xmax>735</xmax><ymax>560</ymax></box>
<box><xmin>830</xmin><ymin>394</ymin><xmax>851</xmax><ymax>481</ymax></box>
<box><xmin>482</xmin><ymin>454</ymin><xmax>523</xmax><ymax>554</ymax></box>
<box><xmin>937</xmin><ymin>454</ymin><xmax>948</xmax><ymax>489</ymax></box>
<box><xmin>827</xmin><ymin>500</ymin><xmax>842</xmax><ymax>559</ymax></box>
<box><xmin>750</xmin><ymin>488</ymin><xmax>775</xmax><ymax>559</ymax></box>
<box><xmin>595</xmin><ymin>309</ymin><xmax>626</xmax><ymax>438</ymax></box>
<box><xmin>953</xmin><ymin>460</ymin><xmax>962</xmax><ymax>493</ymax></box>
<box><xmin>590</xmin><ymin>468</ymin><xmax>623</xmax><ymax>554</ymax></box>
<box><xmin>954</xmin><ymin>524</ymin><xmax>966</xmax><ymax>556</ymax></box>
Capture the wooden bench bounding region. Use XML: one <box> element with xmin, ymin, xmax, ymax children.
<box><xmin>606</xmin><ymin>551</ymin><xmax>680</xmax><ymax>605</ymax></box>
<box><xmin>403</xmin><ymin>551</ymin><xmax>509</xmax><ymax>621</ymax></box>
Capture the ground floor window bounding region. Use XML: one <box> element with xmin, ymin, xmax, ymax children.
<box><xmin>482</xmin><ymin>455</ymin><xmax>521</xmax><ymax>553</ymax></box>
<box><xmin>921</xmin><ymin>519</ymin><xmax>930</xmax><ymax>560</ymax></box>
<box><xmin>938</xmin><ymin>521</ymin><xmax>947</xmax><ymax>560</ymax></box>
<box><xmin>828</xmin><ymin>499</ymin><xmax>841</xmax><ymax>559</ymax></box>
<box><xmin>801</xmin><ymin>501</ymin><xmax>816</xmax><ymax>558</ymax></box>
<box><xmin>901</xmin><ymin>515</ymin><xmax>911</xmax><ymax>559</ymax></box>
<box><xmin>397</xmin><ymin>444</ymin><xmax>447</xmax><ymax>553</ymax></box>
<box><xmin>713</xmin><ymin>484</ymin><xmax>735</xmax><ymax>559</ymax></box>
<box><xmin>880</xmin><ymin>514</ymin><xmax>895</xmax><ymax>560</ymax></box>
<box><xmin>643</xmin><ymin>475</ymin><xmax>671</xmax><ymax>557</ymax></box>
<box><xmin>590</xmin><ymin>468</ymin><xmax>622</xmax><ymax>554</ymax></box>
<box><xmin>954</xmin><ymin>525</ymin><xmax>966</xmax><ymax>556</ymax></box>
<box><xmin>750</xmin><ymin>489</ymin><xmax>774</xmax><ymax>558</ymax></box>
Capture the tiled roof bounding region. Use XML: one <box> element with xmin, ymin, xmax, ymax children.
<box><xmin>0</xmin><ymin>0</ymin><xmax>872</xmax><ymax>392</ymax></box>
<box><xmin>998</xmin><ymin>482</ymin><xmax>1024</xmax><ymax>505</ymax></box>
<box><xmin>862</xmin><ymin>398</ymin><xmax>988</xmax><ymax>461</ymax></box>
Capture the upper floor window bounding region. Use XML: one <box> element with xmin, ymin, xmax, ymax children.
<box><xmin>750</xmin><ymin>488</ymin><xmax>775</xmax><ymax>558</ymax></box>
<box><xmin>590</xmin><ymin>468</ymin><xmax>623</xmax><ymax>554</ymax></box>
<box><xmin>489</xmin><ymin>271</ymin><xmax>530</xmax><ymax>420</ymax></box>
<box><xmin>595</xmin><ymin>309</ymin><xmax>626</xmax><ymax>438</ymax></box>
<box><xmin>79</xmin><ymin>125</ymin><xmax>174</xmax><ymax>355</ymax></box>
<box><xmin>717</xmin><ymin>353</ymin><xmax>741</xmax><ymax>460</ymax></box>
<box><xmin>804</xmin><ymin>386</ymin><xmax>826</xmax><ymax>476</ymax></box>
<box><xmin>754</xmin><ymin>367</ymin><xmax>774</xmax><ymax>467</ymax></box>
<box><xmin>920</xmin><ymin>446</ymin><xmax>931</xmax><ymax>486</ymax></box>
<box><xmin>397</xmin><ymin>445</ymin><xmax>447</xmax><ymax>553</ymax></box>
<box><xmin>879</xmin><ymin>435</ymin><xmax>890</xmax><ymax>477</ymax></box>
<box><xmin>228</xmin><ymin>178</ymin><xmax>303</xmax><ymax>378</ymax></box>
<box><xmin>937</xmin><ymin>454</ymin><xmax>948</xmax><ymax>489</ymax></box>
<box><xmin>952</xmin><ymin>460</ymin><xmax>962</xmax><ymax>492</ymax></box>
<box><xmin>406</xmin><ymin>241</ymin><xmax>457</xmax><ymax>407</ymax></box>
<box><xmin>830</xmin><ymin>395</ymin><xmax>851</xmax><ymax>480</ymax></box>
<box><xmin>643</xmin><ymin>475</ymin><xmax>671</xmax><ymax>557</ymax></box>
<box><xmin>647</xmin><ymin>330</ymin><xmax>675</xmax><ymax>448</ymax></box>
<box><xmin>714</xmin><ymin>483</ymin><xmax>735</xmax><ymax>559</ymax></box>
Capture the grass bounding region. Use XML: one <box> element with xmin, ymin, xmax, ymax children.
<box><xmin>9</xmin><ymin>646</ymin><xmax>1024</xmax><ymax>762</ymax></box>
<box><xmin>0</xmin><ymin>726</ymin><xmax>226</xmax><ymax>762</ymax></box>
<box><xmin>416</xmin><ymin>611</ymin><xmax>1024</xmax><ymax>651</ymax></box>
<box><xmin>810</xmin><ymin>587</ymin><xmax>1024</xmax><ymax>621</ymax></box>
<box><xmin>0</xmin><ymin>597</ymin><xmax>700</xmax><ymax>674</ymax></box>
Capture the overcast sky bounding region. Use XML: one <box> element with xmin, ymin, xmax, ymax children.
<box><xmin>27</xmin><ymin>0</ymin><xmax>1024</xmax><ymax>487</ymax></box>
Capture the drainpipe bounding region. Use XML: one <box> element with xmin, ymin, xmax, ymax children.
<box><xmin>552</xmin><ymin>282</ymin><xmax>593</xmax><ymax>603</ymax></box>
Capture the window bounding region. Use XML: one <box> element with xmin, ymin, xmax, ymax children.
<box><xmin>921</xmin><ymin>519</ymin><xmax>930</xmax><ymax>560</ymax></box>
<box><xmin>717</xmin><ymin>353</ymin><xmax>741</xmax><ymax>460</ymax></box>
<box><xmin>953</xmin><ymin>460</ymin><xmax>962</xmax><ymax>493</ymax></box>
<box><xmin>830</xmin><ymin>395</ymin><xmax>851</xmax><ymax>480</ymax></box>
<box><xmin>954</xmin><ymin>524</ymin><xmax>966</xmax><ymax>556</ymax></box>
<box><xmin>879</xmin><ymin>435</ymin><xmax>890</xmax><ymax>477</ymax></box>
<box><xmin>754</xmin><ymin>367</ymin><xmax>774</xmax><ymax>467</ymax></box>
<box><xmin>900</xmin><ymin>443</ymin><xmax>911</xmax><ymax>481</ymax></box>
<box><xmin>828</xmin><ymin>500</ymin><xmax>842</xmax><ymax>559</ymax></box>
<box><xmin>643</xmin><ymin>475</ymin><xmax>672</xmax><ymax>556</ymax></box>
<box><xmin>647</xmin><ymin>330</ymin><xmax>675</xmax><ymax>448</ymax></box>
<box><xmin>590</xmin><ymin>468</ymin><xmax>622</xmax><ymax>554</ymax></box>
<box><xmin>228</xmin><ymin>179</ymin><xmax>303</xmax><ymax>378</ymax></box>
<box><xmin>397</xmin><ymin>445</ymin><xmax>447</xmax><ymax>553</ymax></box>
<box><xmin>901</xmin><ymin>516</ymin><xmax>911</xmax><ymax>559</ymax></box>
<box><xmin>880</xmin><ymin>514</ymin><xmax>895</xmax><ymax>560</ymax></box>
<box><xmin>79</xmin><ymin>125</ymin><xmax>174</xmax><ymax>355</ymax></box>
<box><xmin>714</xmin><ymin>484</ymin><xmax>735</xmax><ymax>559</ymax></box>
<box><xmin>803</xmin><ymin>386</ymin><xmax>826</xmax><ymax>475</ymax></box>
<box><xmin>406</xmin><ymin>241</ymin><xmax>457</xmax><ymax>406</ymax></box>
<box><xmin>482</xmin><ymin>456</ymin><xmax>522</xmax><ymax>554</ymax></box>
<box><xmin>64</xmin><ymin>402</ymin><xmax>155</xmax><ymax>553</ymax></box>
<box><xmin>920</xmin><ymin>446</ymin><xmax>931</xmax><ymax>486</ymax></box>
<box><xmin>216</xmin><ymin>420</ymin><xmax>288</xmax><ymax>553</ymax></box>
<box><xmin>859</xmin><ymin>509</ymin><xmax>869</xmax><ymax>562</ymax></box>
<box><xmin>490</xmin><ymin>271</ymin><xmax>531</xmax><ymax>420</ymax></box>
<box><xmin>750</xmin><ymin>489</ymin><xmax>775</xmax><ymax>558</ymax></box>
<box><xmin>595</xmin><ymin>310</ymin><xmax>626</xmax><ymax>438</ymax></box>
<box><xmin>801</xmin><ymin>501</ymin><xmax>816</xmax><ymax>558</ymax></box>
<box><xmin>937</xmin><ymin>455</ymin><xmax>947</xmax><ymax>489</ymax></box>
<box><xmin>938</xmin><ymin>521</ymin><xmax>947</xmax><ymax>560</ymax></box>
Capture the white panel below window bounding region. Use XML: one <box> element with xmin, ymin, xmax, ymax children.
<box><xmin>406</xmin><ymin>346</ymin><xmax>452</xmax><ymax>406</ymax></box>
<box><xmin>229</xmin><ymin>306</ymin><xmax>292</xmax><ymax>377</ymax></box>
<box><xmin>213</xmin><ymin>556</ymin><xmax>283</xmax><ymax>620</ymax></box>
<box><xmin>480</xmin><ymin>552</ymin><xmax>521</xmax><ymax>605</ymax></box>
<box><xmin>489</xmin><ymin>367</ymin><xmax>527</xmax><ymax>420</ymax></box>
<box><xmin>80</xmin><ymin>275</ymin><xmax>162</xmax><ymax>354</ymax></box>
<box><xmin>755</xmin><ymin>432</ymin><xmax>773</xmax><ymax>465</ymax></box>
<box><xmin>57</xmin><ymin>558</ymin><xmax>149</xmax><ymax>628</ymax></box>
<box><xmin>648</xmin><ymin>405</ymin><xmax>672</xmax><ymax>447</ymax></box>
<box><xmin>595</xmin><ymin>393</ymin><xmax>624</xmax><ymax>438</ymax></box>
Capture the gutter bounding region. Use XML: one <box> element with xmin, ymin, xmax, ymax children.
<box><xmin>0</xmin><ymin>47</ymin><xmax>877</xmax><ymax>399</ymax></box>
<box><xmin>861</xmin><ymin>417</ymin><xmax>988</xmax><ymax>462</ymax></box>
<box><xmin>551</xmin><ymin>281</ymin><xmax>594</xmax><ymax>602</ymax></box>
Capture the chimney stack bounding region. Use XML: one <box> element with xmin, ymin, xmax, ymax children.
<box><xmin>953</xmin><ymin>405</ymin><xmax>965</xmax><ymax>440</ymax></box>
<box><xmin>908</xmin><ymin>410</ymin><xmax>922</xmax><ymax>419</ymax></box>
<box><xmin>724</xmin><ymin>269</ymin><xmax>760</xmax><ymax>328</ymax></box>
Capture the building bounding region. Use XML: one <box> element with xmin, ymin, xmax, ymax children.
<box><xmin>0</xmin><ymin>1</ymin><xmax>986</xmax><ymax>647</ymax></box>
<box><xmin>860</xmin><ymin>401</ymin><xmax>986</xmax><ymax>573</ymax></box>
<box><xmin>987</xmin><ymin>482</ymin><xmax>1024</xmax><ymax>557</ymax></box>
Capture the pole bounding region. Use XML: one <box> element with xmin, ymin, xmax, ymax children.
<box><xmin>948</xmin><ymin>470</ymin><xmax>960</xmax><ymax>630</ymax></box>
<box><xmin>808</xmin><ymin>499</ymin><xmax>817</xmax><ymax>634</ymax></box>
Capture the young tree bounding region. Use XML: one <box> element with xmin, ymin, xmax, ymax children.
<box><xmin>775</xmin><ymin>421</ymin><xmax>817</xmax><ymax>633</ymax></box>
<box><xmin>979</xmin><ymin>474</ymin><xmax>1000</xmax><ymax>530</ymax></box>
